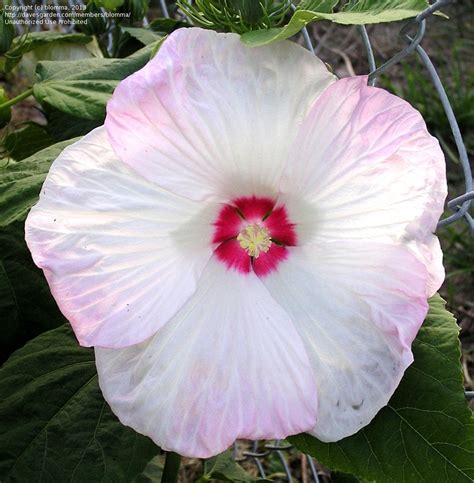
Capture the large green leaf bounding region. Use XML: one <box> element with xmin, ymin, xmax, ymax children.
<box><xmin>0</xmin><ymin>246</ymin><xmax>19</xmax><ymax>355</ymax></box>
<box><xmin>0</xmin><ymin>324</ymin><xmax>159</xmax><ymax>482</ymax></box>
<box><xmin>290</xmin><ymin>295</ymin><xmax>474</xmax><ymax>482</ymax></box>
<box><xmin>4</xmin><ymin>31</ymin><xmax>92</xmax><ymax>71</ymax></box>
<box><xmin>0</xmin><ymin>223</ymin><xmax>66</xmax><ymax>362</ymax></box>
<box><xmin>44</xmin><ymin>107</ymin><xmax>103</xmax><ymax>142</ymax></box>
<box><xmin>0</xmin><ymin>140</ymin><xmax>77</xmax><ymax>359</ymax></box>
<box><xmin>241</xmin><ymin>0</ymin><xmax>430</xmax><ymax>46</ymax></box>
<box><xmin>32</xmin><ymin>41</ymin><xmax>160</xmax><ymax>120</ymax></box>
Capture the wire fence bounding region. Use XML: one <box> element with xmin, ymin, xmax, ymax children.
<box><xmin>233</xmin><ymin>440</ymin><xmax>323</xmax><ymax>482</ymax></box>
<box><xmin>7</xmin><ymin>0</ymin><xmax>474</xmax><ymax>480</ymax></box>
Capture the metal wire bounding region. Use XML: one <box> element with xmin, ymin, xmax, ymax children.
<box><xmin>234</xmin><ymin>439</ymin><xmax>322</xmax><ymax>481</ymax></box>
<box><xmin>291</xmin><ymin>3</ymin><xmax>315</xmax><ymax>54</ymax></box>
<box><xmin>358</xmin><ymin>25</ymin><xmax>376</xmax><ymax>85</ymax></box>
<box><xmin>159</xmin><ymin>0</ymin><xmax>170</xmax><ymax>18</ymax></box>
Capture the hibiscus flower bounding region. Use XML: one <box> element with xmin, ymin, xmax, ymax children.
<box><xmin>25</xmin><ymin>27</ymin><xmax>446</xmax><ymax>458</ymax></box>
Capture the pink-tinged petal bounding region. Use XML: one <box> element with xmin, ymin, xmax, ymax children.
<box><xmin>214</xmin><ymin>239</ymin><xmax>251</xmax><ymax>274</ymax></box>
<box><xmin>253</xmin><ymin>245</ymin><xmax>288</xmax><ymax>277</ymax></box>
<box><xmin>263</xmin><ymin>205</ymin><xmax>297</xmax><ymax>246</ymax></box>
<box><xmin>105</xmin><ymin>27</ymin><xmax>335</xmax><ymax>201</ymax></box>
<box><xmin>95</xmin><ymin>259</ymin><xmax>318</xmax><ymax>458</ymax></box>
<box><xmin>411</xmin><ymin>235</ymin><xmax>444</xmax><ymax>296</ymax></box>
<box><xmin>25</xmin><ymin>127</ymin><xmax>215</xmax><ymax>348</ymax></box>
<box><xmin>260</xmin><ymin>241</ymin><xmax>428</xmax><ymax>442</ymax></box>
<box><xmin>233</xmin><ymin>196</ymin><xmax>275</xmax><ymax>222</ymax></box>
<box><xmin>212</xmin><ymin>204</ymin><xmax>243</xmax><ymax>244</ymax></box>
<box><xmin>281</xmin><ymin>76</ymin><xmax>447</xmax><ymax>296</ymax></box>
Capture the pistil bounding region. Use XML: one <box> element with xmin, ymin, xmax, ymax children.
<box><xmin>237</xmin><ymin>224</ymin><xmax>272</xmax><ymax>258</ymax></box>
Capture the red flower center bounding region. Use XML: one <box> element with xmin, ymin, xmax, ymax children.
<box><xmin>212</xmin><ymin>196</ymin><xmax>297</xmax><ymax>276</ymax></box>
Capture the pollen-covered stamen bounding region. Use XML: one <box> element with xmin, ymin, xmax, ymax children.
<box><xmin>237</xmin><ymin>224</ymin><xmax>272</xmax><ymax>258</ymax></box>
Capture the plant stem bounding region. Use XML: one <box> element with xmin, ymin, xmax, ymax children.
<box><xmin>161</xmin><ymin>451</ymin><xmax>181</xmax><ymax>483</ymax></box>
<box><xmin>0</xmin><ymin>88</ymin><xmax>33</xmax><ymax>111</ymax></box>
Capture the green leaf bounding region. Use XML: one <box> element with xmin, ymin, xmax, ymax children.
<box><xmin>339</xmin><ymin>0</ymin><xmax>430</xmax><ymax>21</ymax></box>
<box><xmin>0</xmin><ymin>250</ymin><xmax>19</xmax><ymax>356</ymax></box>
<box><xmin>95</xmin><ymin>0</ymin><xmax>125</xmax><ymax>10</ymax></box>
<box><xmin>202</xmin><ymin>450</ymin><xmax>267</xmax><ymax>482</ymax></box>
<box><xmin>0</xmin><ymin>140</ymin><xmax>77</xmax><ymax>359</ymax></box>
<box><xmin>122</xmin><ymin>27</ymin><xmax>163</xmax><ymax>46</ymax></box>
<box><xmin>0</xmin><ymin>324</ymin><xmax>159</xmax><ymax>482</ymax></box>
<box><xmin>4</xmin><ymin>31</ymin><xmax>92</xmax><ymax>72</ymax></box>
<box><xmin>0</xmin><ymin>223</ymin><xmax>66</xmax><ymax>363</ymax></box>
<box><xmin>290</xmin><ymin>295</ymin><xmax>474</xmax><ymax>482</ymax></box>
<box><xmin>299</xmin><ymin>0</ymin><xmax>339</xmax><ymax>13</ymax></box>
<box><xmin>331</xmin><ymin>471</ymin><xmax>369</xmax><ymax>482</ymax></box>
<box><xmin>32</xmin><ymin>41</ymin><xmax>159</xmax><ymax>120</ymax></box>
<box><xmin>3</xmin><ymin>122</ymin><xmax>54</xmax><ymax>161</ymax></box>
<box><xmin>241</xmin><ymin>0</ymin><xmax>430</xmax><ymax>46</ymax></box>
<box><xmin>44</xmin><ymin>107</ymin><xmax>102</xmax><ymax>142</ymax></box>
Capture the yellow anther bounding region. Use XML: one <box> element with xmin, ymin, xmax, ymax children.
<box><xmin>237</xmin><ymin>224</ymin><xmax>272</xmax><ymax>258</ymax></box>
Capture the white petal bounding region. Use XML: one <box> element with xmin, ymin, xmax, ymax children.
<box><xmin>260</xmin><ymin>242</ymin><xmax>429</xmax><ymax>441</ymax></box>
<box><xmin>96</xmin><ymin>259</ymin><xmax>318</xmax><ymax>458</ymax></box>
<box><xmin>105</xmin><ymin>27</ymin><xmax>335</xmax><ymax>201</ymax></box>
<box><xmin>281</xmin><ymin>76</ymin><xmax>446</xmax><ymax>296</ymax></box>
<box><xmin>25</xmin><ymin>127</ymin><xmax>215</xmax><ymax>348</ymax></box>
